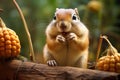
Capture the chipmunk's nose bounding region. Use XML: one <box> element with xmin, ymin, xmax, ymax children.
<box><xmin>60</xmin><ymin>21</ymin><xmax>67</xmax><ymax>30</ymax></box>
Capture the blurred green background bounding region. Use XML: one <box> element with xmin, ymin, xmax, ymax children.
<box><xmin>0</xmin><ymin>0</ymin><xmax>120</xmax><ymax>62</ymax></box>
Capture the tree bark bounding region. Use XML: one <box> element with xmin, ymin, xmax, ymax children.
<box><xmin>0</xmin><ymin>60</ymin><xmax>119</xmax><ymax>80</ymax></box>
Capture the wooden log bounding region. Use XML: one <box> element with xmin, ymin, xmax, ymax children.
<box><xmin>0</xmin><ymin>60</ymin><xmax>119</xmax><ymax>80</ymax></box>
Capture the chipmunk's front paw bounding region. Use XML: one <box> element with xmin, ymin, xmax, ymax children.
<box><xmin>47</xmin><ymin>60</ymin><xmax>57</xmax><ymax>66</ymax></box>
<box><xmin>56</xmin><ymin>35</ymin><xmax>66</xmax><ymax>43</ymax></box>
<box><xmin>67</xmin><ymin>33</ymin><xmax>77</xmax><ymax>41</ymax></box>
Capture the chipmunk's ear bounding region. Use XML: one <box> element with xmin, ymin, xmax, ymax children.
<box><xmin>74</xmin><ymin>8</ymin><xmax>79</xmax><ymax>15</ymax></box>
<box><xmin>74</xmin><ymin>8</ymin><xmax>80</xmax><ymax>20</ymax></box>
<box><xmin>56</xmin><ymin>8</ymin><xmax>59</xmax><ymax>11</ymax></box>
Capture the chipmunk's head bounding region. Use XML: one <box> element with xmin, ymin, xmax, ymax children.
<box><xmin>53</xmin><ymin>8</ymin><xmax>80</xmax><ymax>33</ymax></box>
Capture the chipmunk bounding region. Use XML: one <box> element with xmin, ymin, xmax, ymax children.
<box><xmin>43</xmin><ymin>8</ymin><xmax>89</xmax><ymax>68</ymax></box>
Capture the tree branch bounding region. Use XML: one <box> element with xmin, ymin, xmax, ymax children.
<box><xmin>0</xmin><ymin>60</ymin><xmax>119</xmax><ymax>80</ymax></box>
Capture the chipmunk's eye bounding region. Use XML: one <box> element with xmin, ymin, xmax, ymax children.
<box><xmin>53</xmin><ymin>16</ymin><xmax>56</xmax><ymax>20</ymax></box>
<box><xmin>72</xmin><ymin>15</ymin><xmax>77</xmax><ymax>20</ymax></box>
